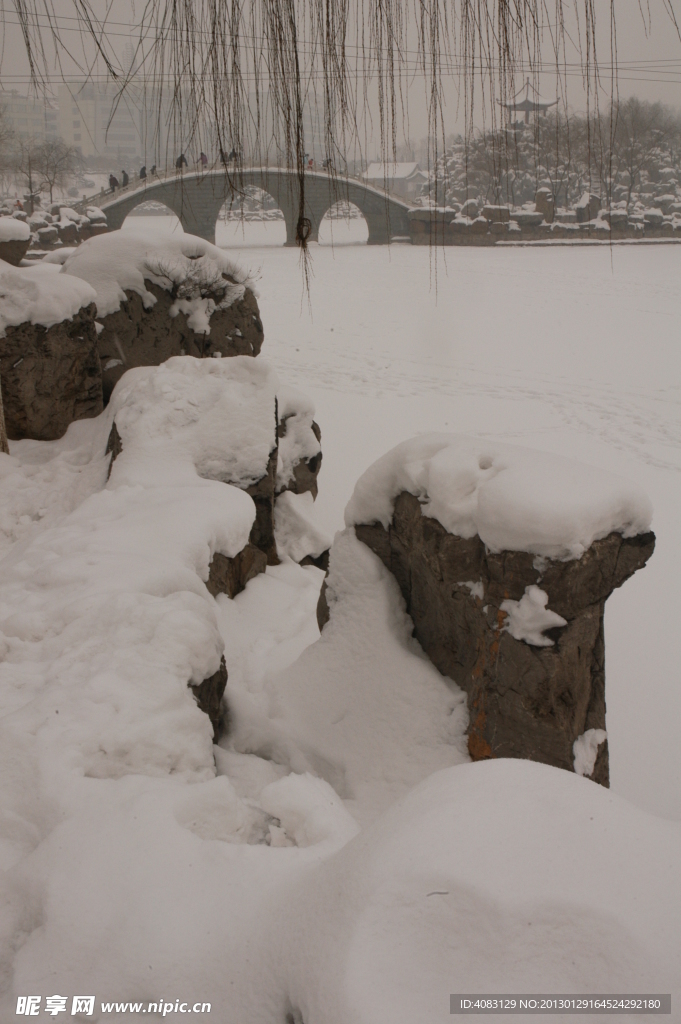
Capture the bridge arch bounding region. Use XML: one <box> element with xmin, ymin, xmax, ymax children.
<box><xmin>121</xmin><ymin>200</ymin><xmax>184</xmax><ymax>236</ymax></box>
<box><xmin>318</xmin><ymin>201</ymin><xmax>368</xmax><ymax>245</ymax></box>
<box><xmin>90</xmin><ymin>168</ymin><xmax>412</xmax><ymax>245</ymax></box>
<box><xmin>216</xmin><ymin>186</ymin><xmax>286</xmax><ymax>247</ymax></box>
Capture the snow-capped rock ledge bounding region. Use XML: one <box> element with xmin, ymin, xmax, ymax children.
<box><xmin>344</xmin><ymin>434</ymin><xmax>656</xmax><ymax>783</ymax></box>
<box><xmin>61</xmin><ymin>231</ymin><xmax>264</xmax><ymax>401</ymax></box>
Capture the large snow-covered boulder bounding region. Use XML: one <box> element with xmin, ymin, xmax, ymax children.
<box><xmin>0</xmin><ymin>262</ymin><xmax>102</xmax><ymax>440</ymax></box>
<box><xmin>61</xmin><ymin>232</ymin><xmax>265</xmax><ymax>401</ymax></box>
<box><xmin>534</xmin><ymin>186</ymin><xmax>554</xmax><ymax>223</ymax></box>
<box><xmin>0</xmin><ymin>216</ymin><xmax>31</xmax><ymax>265</ymax></box>
<box><xmin>344</xmin><ymin>434</ymin><xmax>655</xmax><ymax>784</ymax></box>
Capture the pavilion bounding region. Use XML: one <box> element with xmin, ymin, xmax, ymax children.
<box><xmin>502</xmin><ymin>78</ymin><xmax>558</xmax><ymax>124</ymax></box>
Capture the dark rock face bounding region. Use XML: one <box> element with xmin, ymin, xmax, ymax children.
<box><xmin>1</xmin><ymin>302</ymin><xmax>103</xmax><ymax>441</ymax></box>
<box><xmin>534</xmin><ymin>188</ymin><xmax>555</xmax><ymax>223</ymax></box>
<box><xmin>58</xmin><ymin>221</ymin><xmax>80</xmax><ymax>246</ymax></box>
<box><xmin>206</xmin><ymin>546</ymin><xmax>268</xmax><ymax>600</ymax></box>
<box><xmin>97</xmin><ymin>279</ymin><xmax>264</xmax><ymax>402</ymax></box>
<box><xmin>190</xmin><ymin>655</ymin><xmax>228</xmax><ymax>741</ymax></box>
<box><xmin>242</xmin><ymin>448</ymin><xmax>279</xmax><ymax>566</ymax></box>
<box><xmin>0</xmin><ymin>238</ymin><xmax>30</xmax><ymax>266</ymax></box>
<box><xmin>353</xmin><ymin>491</ymin><xmax>655</xmax><ymax>786</ymax></box>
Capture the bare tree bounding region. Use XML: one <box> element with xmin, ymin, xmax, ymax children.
<box><xmin>9</xmin><ymin>137</ymin><xmax>43</xmax><ymax>212</ymax></box>
<box><xmin>33</xmin><ymin>140</ymin><xmax>81</xmax><ymax>204</ymax></box>
<box><xmin>608</xmin><ymin>99</ymin><xmax>681</xmax><ymax>209</ymax></box>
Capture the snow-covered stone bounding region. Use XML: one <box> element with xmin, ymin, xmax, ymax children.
<box><xmin>0</xmin><ymin>263</ymin><xmax>102</xmax><ymax>440</ymax></box>
<box><xmin>348</xmin><ymin>436</ymin><xmax>655</xmax><ymax>782</ymax></box>
<box><xmin>61</xmin><ymin>231</ymin><xmax>264</xmax><ymax>401</ymax></box>
<box><xmin>276</xmin><ymin>386</ymin><xmax>323</xmax><ymax>498</ymax></box>
<box><xmin>345</xmin><ymin>433</ymin><xmax>652</xmax><ymax>558</ymax></box>
<box><xmin>0</xmin><ymin>216</ymin><xmax>31</xmax><ymax>265</ymax></box>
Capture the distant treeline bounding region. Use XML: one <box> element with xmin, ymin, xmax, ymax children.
<box><xmin>424</xmin><ymin>99</ymin><xmax>681</xmax><ymax>210</ymax></box>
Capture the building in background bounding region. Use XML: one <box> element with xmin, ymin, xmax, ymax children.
<box><xmin>0</xmin><ymin>90</ymin><xmax>58</xmax><ymax>143</ymax></box>
<box><xmin>362</xmin><ymin>162</ymin><xmax>428</xmax><ymax>200</ymax></box>
<box><xmin>57</xmin><ymin>83</ymin><xmax>141</xmax><ymax>165</ymax></box>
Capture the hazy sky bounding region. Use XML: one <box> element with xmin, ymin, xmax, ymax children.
<box><xmin>0</xmin><ymin>0</ymin><xmax>679</xmax><ymax>147</ymax></box>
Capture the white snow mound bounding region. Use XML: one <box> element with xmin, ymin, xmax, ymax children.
<box><xmin>0</xmin><ymin>261</ymin><xmax>97</xmax><ymax>337</ymax></box>
<box><xmin>281</xmin><ymin>759</ymin><xmax>680</xmax><ymax>1024</ymax></box>
<box><xmin>244</xmin><ymin>529</ymin><xmax>469</xmax><ymax>825</ymax></box>
<box><xmin>345</xmin><ymin>433</ymin><xmax>653</xmax><ymax>558</ymax></box>
<box><xmin>0</xmin><ymin>217</ymin><xmax>30</xmax><ymax>241</ymax></box>
<box><xmin>109</xmin><ymin>355</ymin><xmax>278</xmax><ymax>490</ymax></box>
<box><xmin>60</xmin><ymin>229</ymin><xmax>257</xmax><ymax>322</ymax></box>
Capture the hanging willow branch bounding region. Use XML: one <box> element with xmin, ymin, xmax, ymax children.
<box><xmin>4</xmin><ymin>1</ymin><xmax>677</xmax><ymax>249</ymax></box>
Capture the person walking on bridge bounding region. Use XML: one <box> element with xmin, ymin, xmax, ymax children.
<box><xmin>121</xmin><ymin>170</ymin><xmax>129</xmax><ymax>187</ymax></box>
<box><xmin>199</xmin><ymin>151</ymin><xmax>208</xmax><ymax>168</ymax></box>
<box><xmin>139</xmin><ymin>165</ymin><xmax>147</xmax><ymax>180</ymax></box>
<box><xmin>175</xmin><ymin>153</ymin><xmax>187</xmax><ymax>171</ymax></box>
<box><xmin>109</xmin><ymin>174</ymin><xmax>119</xmax><ymax>193</ymax></box>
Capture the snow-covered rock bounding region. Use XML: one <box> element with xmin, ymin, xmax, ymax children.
<box><xmin>0</xmin><ymin>262</ymin><xmax>102</xmax><ymax>440</ymax></box>
<box><xmin>347</xmin><ymin>435</ymin><xmax>655</xmax><ymax>782</ymax></box>
<box><xmin>0</xmin><ymin>216</ymin><xmax>31</xmax><ymax>265</ymax></box>
<box><xmin>61</xmin><ymin>231</ymin><xmax>264</xmax><ymax>401</ymax></box>
<box><xmin>276</xmin><ymin>386</ymin><xmax>323</xmax><ymax>499</ymax></box>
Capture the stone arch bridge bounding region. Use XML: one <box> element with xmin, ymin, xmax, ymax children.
<box><xmin>86</xmin><ymin>168</ymin><xmax>413</xmax><ymax>245</ymax></box>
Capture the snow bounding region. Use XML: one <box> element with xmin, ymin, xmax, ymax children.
<box><xmin>274</xmin><ymin>491</ymin><xmax>331</xmax><ymax>562</ymax></box>
<box><xmin>500</xmin><ymin>585</ymin><xmax>568</xmax><ymax>646</ymax></box>
<box><xmin>345</xmin><ymin>433</ymin><xmax>652</xmax><ymax>559</ymax></box>
<box><xmin>233</xmin><ymin>529</ymin><xmax>470</xmax><ymax>826</ymax></box>
<box><xmin>110</xmin><ymin>355</ymin><xmax>278</xmax><ymax>490</ymax></box>
<box><xmin>1</xmin><ymin>226</ymin><xmax>680</xmax><ymax>1017</ymax></box>
<box><xmin>574</xmin><ymin>728</ymin><xmax>608</xmax><ymax>777</ymax></box>
<box><xmin>41</xmin><ymin>247</ymin><xmax>76</xmax><ymax>265</ymax></box>
<box><xmin>0</xmin><ymin>260</ymin><xmax>96</xmax><ymax>336</ymax></box>
<box><xmin>0</xmin><ymin>217</ymin><xmax>30</xmax><ymax>242</ymax></box>
<box><xmin>60</xmin><ymin>230</ymin><xmax>257</xmax><ymax>319</ymax></box>
<box><xmin>282</xmin><ymin>760</ymin><xmax>680</xmax><ymax>1024</ymax></box>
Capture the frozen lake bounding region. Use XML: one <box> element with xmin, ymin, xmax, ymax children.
<box><xmin>124</xmin><ymin>217</ymin><xmax>681</xmax><ymax>820</ymax></box>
